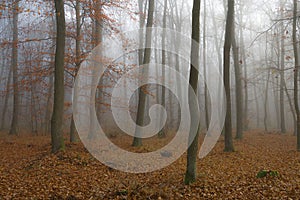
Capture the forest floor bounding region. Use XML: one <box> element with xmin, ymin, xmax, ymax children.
<box><xmin>0</xmin><ymin>130</ymin><xmax>299</xmax><ymax>199</ymax></box>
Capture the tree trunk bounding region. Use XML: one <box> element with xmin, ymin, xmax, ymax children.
<box><xmin>283</xmin><ymin>79</ymin><xmax>296</xmax><ymax>135</ymax></box>
<box><xmin>89</xmin><ymin>0</ymin><xmax>102</xmax><ymax>139</ymax></box>
<box><xmin>223</xmin><ymin>0</ymin><xmax>235</xmax><ymax>152</ymax></box>
<box><xmin>70</xmin><ymin>0</ymin><xmax>81</xmax><ymax>142</ymax></box>
<box><xmin>264</xmin><ymin>69</ymin><xmax>270</xmax><ymax>132</ymax></box>
<box><xmin>232</xmin><ymin>24</ymin><xmax>243</xmax><ymax>140</ymax></box>
<box><xmin>51</xmin><ymin>0</ymin><xmax>66</xmax><ymax>153</ymax></box>
<box><xmin>203</xmin><ymin>0</ymin><xmax>209</xmax><ymax>131</ymax></box>
<box><xmin>9</xmin><ymin>0</ymin><xmax>19</xmax><ymax>135</ymax></box>
<box><xmin>158</xmin><ymin>0</ymin><xmax>167</xmax><ymax>138</ymax></box>
<box><xmin>185</xmin><ymin>0</ymin><xmax>201</xmax><ymax>185</ymax></box>
<box><xmin>44</xmin><ymin>74</ymin><xmax>54</xmax><ymax>135</ymax></box>
<box><xmin>239</xmin><ymin>14</ymin><xmax>248</xmax><ymax>131</ymax></box>
<box><xmin>172</xmin><ymin>0</ymin><xmax>184</xmax><ymax>127</ymax></box>
<box><xmin>1</xmin><ymin>68</ymin><xmax>12</xmax><ymax>131</ymax></box>
<box><xmin>292</xmin><ymin>0</ymin><xmax>300</xmax><ymax>151</ymax></box>
<box><xmin>279</xmin><ymin>6</ymin><xmax>286</xmax><ymax>133</ymax></box>
<box><xmin>132</xmin><ymin>0</ymin><xmax>155</xmax><ymax>147</ymax></box>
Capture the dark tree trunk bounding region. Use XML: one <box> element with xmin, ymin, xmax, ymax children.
<box><xmin>223</xmin><ymin>0</ymin><xmax>235</xmax><ymax>152</ymax></box>
<box><xmin>185</xmin><ymin>0</ymin><xmax>201</xmax><ymax>185</ymax></box>
<box><xmin>292</xmin><ymin>0</ymin><xmax>300</xmax><ymax>151</ymax></box>
<box><xmin>51</xmin><ymin>0</ymin><xmax>66</xmax><ymax>153</ymax></box>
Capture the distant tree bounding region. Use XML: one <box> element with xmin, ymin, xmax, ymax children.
<box><xmin>223</xmin><ymin>0</ymin><xmax>235</xmax><ymax>152</ymax></box>
<box><xmin>185</xmin><ymin>0</ymin><xmax>201</xmax><ymax>185</ymax></box>
<box><xmin>279</xmin><ymin>0</ymin><xmax>286</xmax><ymax>134</ymax></box>
<box><xmin>9</xmin><ymin>0</ymin><xmax>20</xmax><ymax>135</ymax></box>
<box><xmin>1</xmin><ymin>69</ymin><xmax>12</xmax><ymax>131</ymax></box>
<box><xmin>51</xmin><ymin>0</ymin><xmax>66</xmax><ymax>153</ymax></box>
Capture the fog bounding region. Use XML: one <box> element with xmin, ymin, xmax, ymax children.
<box><xmin>0</xmin><ymin>0</ymin><xmax>298</xmax><ymax>135</ymax></box>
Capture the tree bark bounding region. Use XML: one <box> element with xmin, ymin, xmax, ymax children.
<box><xmin>232</xmin><ymin>23</ymin><xmax>243</xmax><ymax>140</ymax></box>
<box><xmin>51</xmin><ymin>0</ymin><xmax>66</xmax><ymax>153</ymax></box>
<box><xmin>185</xmin><ymin>0</ymin><xmax>201</xmax><ymax>185</ymax></box>
<box><xmin>292</xmin><ymin>0</ymin><xmax>300</xmax><ymax>151</ymax></box>
<box><xmin>223</xmin><ymin>0</ymin><xmax>235</xmax><ymax>152</ymax></box>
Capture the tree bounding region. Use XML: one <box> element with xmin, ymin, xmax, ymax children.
<box><xmin>9</xmin><ymin>0</ymin><xmax>20</xmax><ymax>135</ymax></box>
<box><xmin>132</xmin><ymin>0</ymin><xmax>155</xmax><ymax>147</ymax></box>
<box><xmin>185</xmin><ymin>0</ymin><xmax>201</xmax><ymax>185</ymax></box>
<box><xmin>223</xmin><ymin>0</ymin><xmax>235</xmax><ymax>152</ymax></box>
<box><xmin>158</xmin><ymin>0</ymin><xmax>167</xmax><ymax>138</ymax></box>
<box><xmin>1</xmin><ymin>68</ymin><xmax>12</xmax><ymax>131</ymax></box>
<box><xmin>279</xmin><ymin>0</ymin><xmax>286</xmax><ymax>134</ymax></box>
<box><xmin>232</xmin><ymin>22</ymin><xmax>243</xmax><ymax>140</ymax></box>
<box><xmin>238</xmin><ymin>6</ymin><xmax>249</xmax><ymax>131</ymax></box>
<box><xmin>203</xmin><ymin>0</ymin><xmax>209</xmax><ymax>131</ymax></box>
<box><xmin>88</xmin><ymin>0</ymin><xmax>102</xmax><ymax>139</ymax></box>
<box><xmin>51</xmin><ymin>0</ymin><xmax>66</xmax><ymax>153</ymax></box>
<box><xmin>70</xmin><ymin>0</ymin><xmax>82</xmax><ymax>142</ymax></box>
<box><xmin>292</xmin><ymin>0</ymin><xmax>300</xmax><ymax>151</ymax></box>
